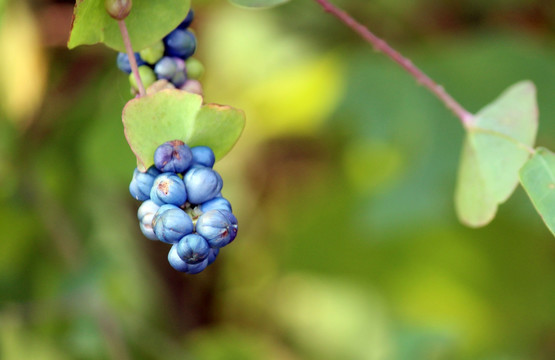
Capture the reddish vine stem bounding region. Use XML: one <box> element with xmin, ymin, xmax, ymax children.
<box><xmin>118</xmin><ymin>19</ymin><xmax>146</xmax><ymax>97</ymax></box>
<box><xmin>313</xmin><ymin>0</ymin><xmax>474</xmax><ymax>127</ymax></box>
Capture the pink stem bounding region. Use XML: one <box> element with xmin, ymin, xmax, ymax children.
<box><xmin>313</xmin><ymin>0</ymin><xmax>474</xmax><ymax>127</ymax></box>
<box><xmin>118</xmin><ymin>19</ymin><xmax>146</xmax><ymax>97</ymax></box>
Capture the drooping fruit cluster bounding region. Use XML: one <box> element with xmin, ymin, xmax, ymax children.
<box><xmin>130</xmin><ymin>140</ymin><xmax>238</xmax><ymax>274</ymax></box>
<box><xmin>116</xmin><ymin>9</ymin><xmax>204</xmax><ymax>93</ymax></box>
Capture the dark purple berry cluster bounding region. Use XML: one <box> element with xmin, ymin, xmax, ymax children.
<box><xmin>130</xmin><ymin>140</ymin><xmax>238</xmax><ymax>274</ymax></box>
<box><xmin>116</xmin><ymin>10</ymin><xmax>203</xmax><ymax>91</ymax></box>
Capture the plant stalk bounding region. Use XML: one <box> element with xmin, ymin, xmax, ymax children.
<box><xmin>118</xmin><ymin>19</ymin><xmax>146</xmax><ymax>97</ymax></box>
<box><xmin>313</xmin><ymin>0</ymin><xmax>474</xmax><ymax>127</ymax></box>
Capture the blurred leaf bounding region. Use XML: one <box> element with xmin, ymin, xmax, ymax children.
<box><xmin>228</xmin><ymin>0</ymin><xmax>290</xmax><ymax>9</ymax></box>
<box><xmin>242</xmin><ymin>54</ymin><xmax>344</xmax><ymax>137</ymax></box>
<box><xmin>123</xmin><ymin>90</ymin><xmax>245</xmax><ymax>171</ymax></box>
<box><xmin>342</xmin><ymin>140</ymin><xmax>404</xmax><ymax>195</ymax></box>
<box><xmin>519</xmin><ymin>147</ymin><xmax>555</xmax><ymax>236</ymax></box>
<box><xmin>68</xmin><ymin>0</ymin><xmax>190</xmax><ymax>51</ymax></box>
<box><xmin>270</xmin><ymin>274</ymin><xmax>392</xmax><ymax>359</ymax></box>
<box><xmin>0</xmin><ymin>313</ymin><xmax>70</xmax><ymax>360</ymax></box>
<box><xmin>0</xmin><ymin>1</ymin><xmax>47</xmax><ymax>126</ymax></box>
<box><xmin>455</xmin><ymin>81</ymin><xmax>537</xmax><ymax>227</ymax></box>
<box><xmin>188</xmin><ymin>327</ymin><xmax>291</xmax><ymax>360</ymax></box>
<box><xmin>202</xmin><ymin>8</ymin><xmax>344</xmax><ymax>139</ymax></box>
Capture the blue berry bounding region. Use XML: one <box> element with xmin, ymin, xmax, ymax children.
<box><xmin>168</xmin><ymin>244</ymin><xmax>189</xmax><ymax>272</ymax></box>
<box><xmin>129</xmin><ymin>166</ymin><xmax>161</xmax><ymax>201</ymax></box>
<box><xmin>137</xmin><ymin>200</ymin><xmax>160</xmax><ymax>240</ymax></box>
<box><xmin>178</xmin><ymin>9</ymin><xmax>194</xmax><ymax>29</ymax></box>
<box><xmin>183</xmin><ymin>167</ymin><xmax>223</xmax><ymax>204</ymax></box>
<box><xmin>196</xmin><ymin>209</ymin><xmax>238</xmax><ymax>248</ymax></box>
<box><xmin>153</xmin><ymin>207</ymin><xmax>194</xmax><ymax>244</ymax></box>
<box><xmin>185</xmin><ymin>259</ymin><xmax>209</xmax><ymax>274</ymax></box>
<box><xmin>154</xmin><ymin>140</ymin><xmax>193</xmax><ymax>173</ymax></box>
<box><xmin>207</xmin><ymin>247</ymin><xmax>219</xmax><ymax>266</ymax></box>
<box><xmin>176</xmin><ymin>233</ymin><xmax>210</xmax><ymax>264</ymax></box>
<box><xmin>171</xmin><ymin>68</ymin><xmax>187</xmax><ymax>87</ymax></box>
<box><xmin>154</xmin><ymin>203</ymin><xmax>180</xmax><ymax>216</ymax></box>
<box><xmin>191</xmin><ymin>146</ymin><xmax>215</xmax><ymax>168</ymax></box>
<box><xmin>154</xmin><ymin>56</ymin><xmax>177</xmax><ymax>80</ymax></box>
<box><xmin>164</xmin><ymin>29</ymin><xmax>196</xmax><ymax>59</ymax></box>
<box><xmin>168</xmin><ymin>245</ymin><xmax>209</xmax><ymax>274</ymax></box>
<box><xmin>137</xmin><ymin>200</ymin><xmax>160</xmax><ymax>223</ymax></box>
<box><xmin>199</xmin><ymin>197</ymin><xmax>232</xmax><ymax>213</ymax></box>
<box><xmin>150</xmin><ymin>173</ymin><xmax>187</xmax><ymax>206</ymax></box>
<box><xmin>117</xmin><ymin>52</ymin><xmax>145</xmax><ymax>74</ymax></box>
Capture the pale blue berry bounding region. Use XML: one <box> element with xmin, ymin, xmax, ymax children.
<box><xmin>196</xmin><ymin>209</ymin><xmax>238</xmax><ymax>248</ymax></box>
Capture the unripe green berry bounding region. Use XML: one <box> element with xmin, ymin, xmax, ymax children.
<box><xmin>139</xmin><ymin>41</ymin><xmax>165</xmax><ymax>65</ymax></box>
<box><xmin>129</xmin><ymin>65</ymin><xmax>156</xmax><ymax>93</ymax></box>
<box><xmin>105</xmin><ymin>0</ymin><xmax>132</xmax><ymax>20</ymax></box>
<box><xmin>185</xmin><ymin>58</ymin><xmax>205</xmax><ymax>80</ymax></box>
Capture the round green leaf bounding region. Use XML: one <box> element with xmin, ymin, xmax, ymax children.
<box><xmin>455</xmin><ymin>81</ymin><xmax>538</xmax><ymax>227</ymax></box>
<box><xmin>228</xmin><ymin>0</ymin><xmax>290</xmax><ymax>9</ymax></box>
<box><xmin>68</xmin><ymin>0</ymin><xmax>190</xmax><ymax>52</ymax></box>
<box><xmin>519</xmin><ymin>148</ymin><xmax>555</xmax><ymax>237</ymax></box>
<box><xmin>122</xmin><ymin>89</ymin><xmax>245</xmax><ymax>171</ymax></box>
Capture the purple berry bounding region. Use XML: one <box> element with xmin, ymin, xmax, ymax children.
<box><xmin>154</xmin><ymin>140</ymin><xmax>193</xmax><ymax>173</ymax></box>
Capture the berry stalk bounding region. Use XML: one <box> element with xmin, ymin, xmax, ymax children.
<box><xmin>118</xmin><ymin>19</ymin><xmax>146</xmax><ymax>96</ymax></box>
<box><xmin>313</xmin><ymin>0</ymin><xmax>474</xmax><ymax>127</ymax></box>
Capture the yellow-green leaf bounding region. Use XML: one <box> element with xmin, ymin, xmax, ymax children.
<box><xmin>519</xmin><ymin>148</ymin><xmax>555</xmax><ymax>237</ymax></box>
<box><xmin>68</xmin><ymin>0</ymin><xmax>190</xmax><ymax>52</ymax></box>
<box><xmin>455</xmin><ymin>81</ymin><xmax>538</xmax><ymax>227</ymax></box>
<box><xmin>122</xmin><ymin>90</ymin><xmax>245</xmax><ymax>171</ymax></box>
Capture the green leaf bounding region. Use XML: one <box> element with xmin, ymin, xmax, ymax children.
<box><xmin>455</xmin><ymin>81</ymin><xmax>538</xmax><ymax>227</ymax></box>
<box><xmin>122</xmin><ymin>89</ymin><xmax>245</xmax><ymax>171</ymax></box>
<box><xmin>519</xmin><ymin>148</ymin><xmax>555</xmax><ymax>236</ymax></box>
<box><xmin>228</xmin><ymin>0</ymin><xmax>290</xmax><ymax>9</ymax></box>
<box><xmin>68</xmin><ymin>0</ymin><xmax>190</xmax><ymax>52</ymax></box>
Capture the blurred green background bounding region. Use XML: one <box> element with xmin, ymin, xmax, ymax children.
<box><xmin>1</xmin><ymin>0</ymin><xmax>555</xmax><ymax>359</ymax></box>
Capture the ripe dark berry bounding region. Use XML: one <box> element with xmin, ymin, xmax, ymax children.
<box><xmin>178</xmin><ymin>9</ymin><xmax>194</xmax><ymax>29</ymax></box>
<box><xmin>117</xmin><ymin>52</ymin><xmax>145</xmax><ymax>74</ymax></box>
<box><xmin>154</xmin><ymin>140</ymin><xmax>193</xmax><ymax>173</ymax></box>
<box><xmin>164</xmin><ymin>29</ymin><xmax>196</xmax><ymax>59</ymax></box>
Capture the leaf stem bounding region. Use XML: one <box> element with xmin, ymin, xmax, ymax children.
<box><xmin>118</xmin><ymin>19</ymin><xmax>146</xmax><ymax>97</ymax></box>
<box><xmin>313</xmin><ymin>0</ymin><xmax>474</xmax><ymax>127</ymax></box>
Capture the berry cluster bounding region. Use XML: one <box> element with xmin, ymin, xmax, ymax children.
<box><xmin>130</xmin><ymin>140</ymin><xmax>238</xmax><ymax>274</ymax></box>
<box><xmin>116</xmin><ymin>10</ymin><xmax>203</xmax><ymax>93</ymax></box>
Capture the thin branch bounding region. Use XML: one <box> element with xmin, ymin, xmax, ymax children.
<box><xmin>313</xmin><ymin>0</ymin><xmax>474</xmax><ymax>127</ymax></box>
<box><xmin>118</xmin><ymin>19</ymin><xmax>146</xmax><ymax>97</ymax></box>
